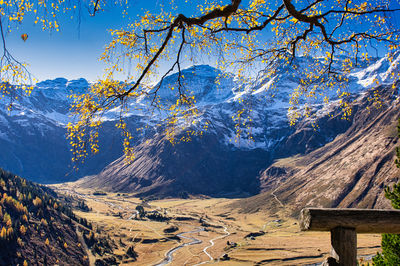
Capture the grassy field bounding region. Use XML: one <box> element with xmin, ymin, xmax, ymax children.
<box><xmin>51</xmin><ymin>183</ymin><xmax>382</xmax><ymax>265</ymax></box>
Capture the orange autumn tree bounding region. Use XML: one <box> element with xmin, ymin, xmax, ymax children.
<box><xmin>0</xmin><ymin>1</ymin><xmax>399</xmax><ymax>162</ymax></box>
<box><xmin>67</xmin><ymin>0</ymin><xmax>400</xmax><ymax>163</ymax></box>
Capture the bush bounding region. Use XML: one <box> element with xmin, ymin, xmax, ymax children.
<box><xmin>373</xmin><ymin>119</ymin><xmax>400</xmax><ymax>265</ymax></box>
<box><xmin>372</xmin><ymin>184</ymin><xmax>400</xmax><ymax>265</ymax></box>
<box><xmin>373</xmin><ymin>233</ymin><xmax>400</xmax><ymax>265</ymax></box>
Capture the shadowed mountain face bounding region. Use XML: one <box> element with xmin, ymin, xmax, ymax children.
<box><xmin>76</xmin><ymin>134</ymin><xmax>270</xmax><ymax>198</ymax></box>
<box><xmin>76</xmin><ymin>83</ymin><xmax>398</xmax><ymax>199</ymax></box>
<box><xmin>231</xmin><ymin>84</ymin><xmax>400</xmax><ymax>213</ymax></box>
<box><xmin>0</xmin><ymin>78</ymin><xmax>150</xmax><ymax>183</ymax></box>
<box><xmin>76</xmin><ymin>55</ymin><xmax>400</xmax><ymax>200</ymax></box>
<box><xmin>1</xmin><ymin>54</ymin><xmax>400</xmax><ymax>201</ymax></box>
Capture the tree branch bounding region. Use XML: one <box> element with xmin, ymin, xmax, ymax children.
<box><xmin>123</xmin><ymin>0</ymin><xmax>243</xmax><ymax>97</ymax></box>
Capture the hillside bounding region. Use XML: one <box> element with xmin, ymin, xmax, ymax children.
<box><xmin>231</xmin><ymin>83</ymin><xmax>400</xmax><ymax>214</ymax></box>
<box><xmin>74</xmin><ymin>134</ymin><xmax>269</xmax><ymax>197</ymax></box>
<box><xmin>75</xmin><ymin>97</ymin><xmax>354</xmax><ymax>198</ymax></box>
<box><xmin>75</xmin><ymin>53</ymin><xmax>400</xmax><ymax>199</ymax></box>
<box><xmin>1</xmin><ymin>54</ymin><xmax>396</xmax><ymax>186</ymax></box>
<box><xmin>0</xmin><ymin>168</ymin><xmax>89</xmax><ymax>265</ymax></box>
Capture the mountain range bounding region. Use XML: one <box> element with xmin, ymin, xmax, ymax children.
<box><xmin>1</xmin><ymin>53</ymin><xmax>400</xmax><ymax>209</ymax></box>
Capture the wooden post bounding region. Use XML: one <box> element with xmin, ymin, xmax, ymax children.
<box><xmin>300</xmin><ymin>208</ymin><xmax>400</xmax><ymax>233</ymax></box>
<box><xmin>330</xmin><ymin>227</ymin><xmax>357</xmax><ymax>266</ymax></box>
<box><xmin>299</xmin><ymin>208</ymin><xmax>400</xmax><ymax>265</ymax></box>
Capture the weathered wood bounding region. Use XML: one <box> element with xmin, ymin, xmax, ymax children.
<box><xmin>330</xmin><ymin>227</ymin><xmax>357</xmax><ymax>266</ymax></box>
<box><xmin>300</xmin><ymin>208</ymin><xmax>400</xmax><ymax>233</ymax></box>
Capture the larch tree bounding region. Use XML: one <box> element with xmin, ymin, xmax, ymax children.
<box><xmin>0</xmin><ymin>0</ymin><xmax>399</xmax><ymax>162</ymax></box>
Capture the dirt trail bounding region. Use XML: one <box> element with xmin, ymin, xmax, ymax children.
<box><xmin>75</xmin><ymin>225</ymin><xmax>96</xmax><ymax>266</ymax></box>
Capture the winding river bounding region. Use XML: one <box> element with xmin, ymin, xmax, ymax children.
<box><xmin>155</xmin><ymin>227</ymin><xmax>204</xmax><ymax>266</ymax></box>
<box><xmin>194</xmin><ymin>225</ymin><xmax>230</xmax><ymax>265</ymax></box>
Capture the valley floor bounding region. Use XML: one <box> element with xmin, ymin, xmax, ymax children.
<box><xmin>51</xmin><ymin>183</ymin><xmax>382</xmax><ymax>265</ymax></box>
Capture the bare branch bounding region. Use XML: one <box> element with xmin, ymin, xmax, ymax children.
<box><xmin>123</xmin><ymin>0</ymin><xmax>243</xmax><ymax>97</ymax></box>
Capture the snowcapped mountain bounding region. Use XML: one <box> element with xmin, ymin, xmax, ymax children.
<box><xmin>0</xmin><ymin>77</ymin><xmax>144</xmax><ymax>183</ymax></box>
<box><xmin>77</xmin><ymin>53</ymin><xmax>400</xmax><ymax>198</ymax></box>
<box><xmin>0</xmin><ymin>52</ymin><xmax>399</xmax><ymax>195</ymax></box>
<box><xmin>147</xmin><ymin>65</ymin><xmax>236</xmax><ymax>104</ymax></box>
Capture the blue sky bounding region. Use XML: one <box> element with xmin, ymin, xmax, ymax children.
<box><xmin>6</xmin><ymin>0</ymin><xmax>177</xmax><ymax>82</ymax></box>
<box><xmin>4</xmin><ymin>0</ymin><xmax>399</xmax><ymax>83</ymax></box>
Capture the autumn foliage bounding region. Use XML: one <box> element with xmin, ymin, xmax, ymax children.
<box><xmin>66</xmin><ymin>0</ymin><xmax>400</xmax><ymax>162</ymax></box>
<box><xmin>0</xmin><ymin>1</ymin><xmax>399</xmax><ymax>161</ymax></box>
<box><xmin>0</xmin><ymin>168</ymin><xmax>89</xmax><ymax>265</ymax></box>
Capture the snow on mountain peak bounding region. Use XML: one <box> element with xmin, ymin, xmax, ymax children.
<box><xmin>182</xmin><ymin>64</ymin><xmax>223</xmax><ymax>77</ymax></box>
<box><xmin>350</xmin><ymin>51</ymin><xmax>400</xmax><ymax>89</ymax></box>
<box><xmin>0</xmin><ymin>78</ymin><xmax>91</xmax><ymax>127</ymax></box>
<box><xmin>36</xmin><ymin>77</ymin><xmax>68</xmax><ymax>89</ymax></box>
<box><xmin>1</xmin><ymin>53</ymin><xmax>398</xmax><ymax>148</ymax></box>
<box><xmin>36</xmin><ymin>77</ymin><xmax>89</xmax><ymax>91</ymax></box>
<box><xmin>31</xmin><ymin>78</ymin><xmax>89</xmax><ymax>105</ymax></box>
<box><xmin>66</xmin><ymin>78</ymin><xmax>89</xmax><ymax>90</ymax></box>
<box><xmin>148</xmin><ymin>64</ymin><xmax>236</xmax><ymax>105</ymax></box>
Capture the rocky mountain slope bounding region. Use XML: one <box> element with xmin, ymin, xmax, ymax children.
<box><xmin>231</xmin><ymin>84</ymin><xmax>400</xmax><ymax>214</ymax></box>
<box><xmin>1</xmin><ymin>52</ymin><xmax>399</xmax><ymax>203</ymax></box>
<box><xmin>0</xmin><ymin>78</ymin><xmax>150</xmax><ymax>183</ymax></box>
<box><xmin>75</xmin><ymin>133</ymin><xmax>269</xmax><ymax>197</ymax></box>
<box><xmin>76</xmin><ymin>53</ymin><xmax>400</xmax><ymax>199</ymax></box>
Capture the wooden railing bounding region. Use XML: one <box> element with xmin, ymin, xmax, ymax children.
<box><xmin>299</xmin><ymin>208</ymin><xmax>400</xmax><ymax>266</ymax></box>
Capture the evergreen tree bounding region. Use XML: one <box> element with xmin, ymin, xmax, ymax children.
<box><xmin>373</xmin><ymin>119</ymin><xmax>400</xmax><ymax>265</ymax></box>
<box><xmin>135</xmin><ymin>206</ymin><xmax>145</xmax><ymax>218</ymax></box>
